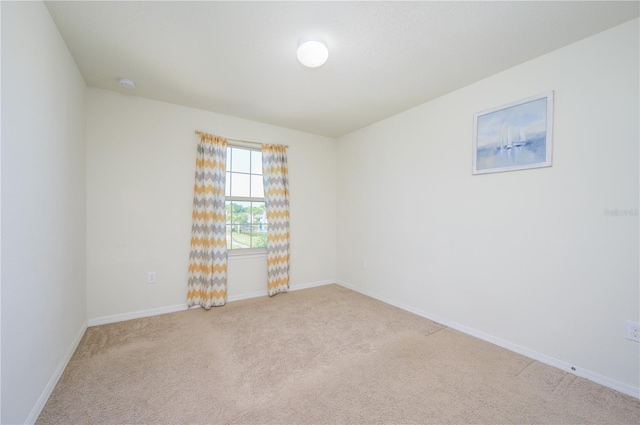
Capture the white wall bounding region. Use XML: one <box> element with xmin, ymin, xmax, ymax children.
<box><xmin>336</xmin><ymin>19</ymin><xmax>639</xmax><ymax>393</ymax></box>
<box><xmin>1</xmin><ymin>2</ymin><xmax>87</xmax><ymax>424</ymax></box>
<box><xmin>86</xmin><ymin>88</ymin><xmax>336</xmax><ymax>320</ymax></box>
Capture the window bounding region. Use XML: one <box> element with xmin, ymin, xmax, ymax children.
<box><xmin>225</xmin><ymin>146</ymin><xmax>267</xmax><ymax>250</ymax></box>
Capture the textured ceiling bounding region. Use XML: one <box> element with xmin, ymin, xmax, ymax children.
<box><xmin>45</xmin><ymin>1</ymin><xmax>639</xmax><ymax>138</ymax></box>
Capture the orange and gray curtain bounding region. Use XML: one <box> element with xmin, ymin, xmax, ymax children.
<box><xmin>262</xmin><ymin>144</ymin><xmax>290</xmax><ymax>296</ymax></box>
<box><xmin>187</xmin><ymin>133</ymin><xmax>228</xmax><ymax>309</ymax></box>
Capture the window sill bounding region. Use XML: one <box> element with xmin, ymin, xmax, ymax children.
<box><xmin>228</xmin><ymin>249</ymin><xmax>267</xmax><ymax>260</ymax></box>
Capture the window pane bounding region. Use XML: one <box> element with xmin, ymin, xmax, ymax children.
<box><xmin>251</xmin><ymin>175</ymin><xmax>264</xmax><ymax>198</ymax></box>
<box><xmin>230</xmin><ymin>226</ymin><xmax>249</xmax><ymax>249</ymax></box>
<box><xmin>231</xmin><ymin>201</ymin><xmax>250</xmax><ymax>224</ymax></box>
<box><xmin>225</xmin><ymin>172</ymin><xmax>231</xmax><ymax>196</ymax></box>
<box><xmin>225</xmin><ymin>201</ymin><xmax>232</xmax><ymax>223</ymax></box>
<box><xmin>251</xmin><ymin>202</ymin><xmax>266</xmax><ymax>225</ymax></box>
<box><xmin>230</xmin><ymin>225</ymin><xmax>250</xmax><ymax>249</ymax></box>
<box><xmin>251</xmin><ymin>150</ymin><xmax>263</xmax><ymax>174</ymax></box>
<box><xmin>230</xmin><ymin>173</ymin><xmax>250</xmax><ymax>197</ymax></box>
<box><xmin>251</xmin><ymin>225</ymin><xmax>268</xmax><ymax>248</ymax></box>
<box><xmin>226</xmin><ymin>147</ymin><xmax>232</xmax><ymax>171</ymax></box>
<box><xmin>229</xmin><ymin>201</ymin><xmax>251</xmax><ymax>249</ymax></box>
<box><xmin>231</xmin><ymin>147</ymin><xmax>250</xmax><ymax>173</ymax></box>
<box><xmin>226</xmin><ymin>225</ymin><xmax>232</xmax><ymax>249</ymax></box>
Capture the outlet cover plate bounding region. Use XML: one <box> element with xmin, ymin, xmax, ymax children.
<box><xmin>626</xmin><ymin>320</ymin><xmax>640</xmax><ymax>342</ymax></box>
<box><xmin>147</xmin><ymin>272</ymin><xmax>157</xmax><ymax>284</ymax></box>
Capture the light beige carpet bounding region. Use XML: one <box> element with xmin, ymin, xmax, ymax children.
<box><xmin>37</xmin><ymin>284</ymin><xmax>639</xmax><ymax>424</ymax></box>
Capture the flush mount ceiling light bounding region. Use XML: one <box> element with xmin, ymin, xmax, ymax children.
<box><xmin>297</xmin><ymin>36</ymin><xmax>329</xmax><ymax>68</ymax></box>
<box><xmin>118</xmin><ymin>77</ymin><xmax>136</xmax><ymax>90</ymax></box>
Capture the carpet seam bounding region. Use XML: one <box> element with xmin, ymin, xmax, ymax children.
<box><xmin>515</xmin><ymin>359</ymin><xmax>536</xmax><ymax>377</ymax></box>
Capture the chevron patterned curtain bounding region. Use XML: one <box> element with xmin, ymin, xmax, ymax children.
<box><xmin>187</xmin><ymin>133</ymin><xmax>228</xmax><ymax>309</ymax></box>
<box><xmin>262</xmin><ymin>144</ymin><xmax>290</xmax><ymax>296</ymax></box>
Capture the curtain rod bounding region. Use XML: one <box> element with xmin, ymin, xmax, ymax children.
<box><xmin>194</xmin><ymin>130</ymin><xmax>288</xmax><ymax>148</ymax></box>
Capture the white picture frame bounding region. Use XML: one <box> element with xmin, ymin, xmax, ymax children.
<box><xmin>472</xmin><ymin>91</ymin><xmax>554</xmax><ymax>175</ymax></box>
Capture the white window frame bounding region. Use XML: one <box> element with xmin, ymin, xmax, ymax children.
<box><xmin>226</xmin><ymin>142</ymin><xmax>267</xmax><ymax>258</ymax></box>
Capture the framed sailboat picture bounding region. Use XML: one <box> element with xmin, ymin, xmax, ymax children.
<box><xmin>472</xmin><ymin>91</ymin><xmax>553</xmax><ymax>174</ymax></box>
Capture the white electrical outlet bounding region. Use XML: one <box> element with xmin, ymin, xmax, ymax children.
<box><xmin>361</xmin><ymin>260</ymin><xmax>367</xmax><ymax>270</ymax></box>
<box><xmin>147</xmin><ymin>272</ymin><xmax>157</xmax><ymax>284</ymax></box>
<box><xmin>626</xmin><ymin>320</ymin><xmax>640</xmax><ymax>342</ymax></box>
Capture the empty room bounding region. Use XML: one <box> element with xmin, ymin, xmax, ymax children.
<box><xmin>2</xmin><ymin>1</ymin><xmax>639</xmax><ymax>424</ymax></box>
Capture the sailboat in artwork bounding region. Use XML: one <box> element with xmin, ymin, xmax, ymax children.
<box><xmin>497</xmin><ymin>123</ymin><xmax>508</xmax><ymax>149</ymax></box>
<box><xmin>497</xmin><ymin>124</ymin><xmax>527</xmax><ymax>150</ymax></box>
<box><xmin>513</xmin><ymin>128</ymin><xmax>527</xmax><ymax>148</ymax></box>
<box><xmin>500</xmin><ymin>123</ymin><xmax>513</xmax><ymax>149</ymax></box>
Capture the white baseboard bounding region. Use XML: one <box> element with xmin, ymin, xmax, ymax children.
<box><xmin>227</xmin><ymin>290</ymin><xmax>268</xmax><ymax>302</ymax></box>
<box><xmin>290</xmin><ymin>279</ymin><xmax>335</xmax><ymax>291</ymax></box>
<box><xmin>25</xmin><ymin>320</ymin><xmax>88</xmax><ymax>425</ymax></box>
<box><xmin>335</xmin><ymin>280</ymin><xmax>640</xmax><ymax>399</ymax></box>
<box><xmin>88</xmin><ymin>303</ymin><xmax>190</xmax><ymax>327</ymax></box>
<box><xmin>88</xmin><ymin>279</ymin><xmax>335</xmax><ymax>327</ymax></box>
<box><xmin>227</xmin><ymin>279</ymin><xmax>335</xmax><ymax>302</ymax></box>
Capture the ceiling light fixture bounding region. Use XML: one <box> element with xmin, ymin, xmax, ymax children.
<box><xmin>118</xmin><ymin>77</ymin><xmax>136</xmax><ymax>90</ymax></box>
<box><xmin>297</xmin><ymin>36</ymin><xmax>329</xmax><ymax>68</ymax></box>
